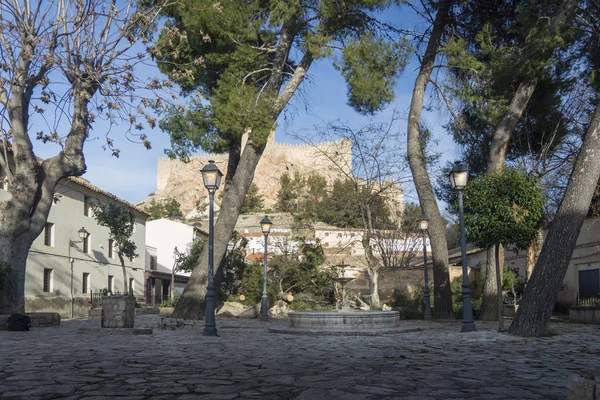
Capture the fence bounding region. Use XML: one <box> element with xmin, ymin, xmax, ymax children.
<box><xmin>576</xmin><ymin>294</ymin><xmax>600</xmax><ymax>307</ymax></box>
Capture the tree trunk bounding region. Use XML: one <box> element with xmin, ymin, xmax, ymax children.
<box><xmin>480</xmin><ymin>248</ymin><xmax>498</xmax><ymax>321</ymax></box>
<box><xmin>407</xmin><ymin>0</ymin><xmax>454</xmax><ymax>319</ymax></box>
<box><xmin>171</xmin><ymin>24</ymin><xmax>314</xmax><ymax>320</ymax></box>
<box><xmin>171</xmin><ymin>268</ymin><xmax>176</xmax><ymax>300</ymax></box>
<box><xmin>119</xmin><ymin>254</ymin><xmax>128</xmax><ymax>293</ymax></box>
<box><xmin>495</xmin><ymin>243</ymin><xmax>504</xmax><ymax>331</ymax></box>
<box><xmin>509</xmin><ymin>103</ymin><xmax>600</xmax><ymax>337</ymax></box>
<box><xmin>172</xmin><ymin>142</ymin><xmax>265</xmax><ymax>319</ymax></box>
<box><xmin>480</xmin><ymin>0</ymin><xmax>577</xmax><ymax>326</ymax></box>
<box><xmin>368</xmin><ymin>267</ymin><xmax>381</xmax><ymax>310</ymax></box>
<box><xmin>480</xmin><ymin>80</ymin><xmax>538</xmax><ymax>321</ymax></box>
<box><xmin>0</xmin><ymin>235</ymin><xmax>31</xmax><ymax>314</ymax></box>
<box><xmin>526</xmin><ymin>229</ymin><xmax>543</xmax><ymax>280</ymax></box>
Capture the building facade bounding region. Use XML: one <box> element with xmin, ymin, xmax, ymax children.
<box><xmin>145</xmin><ymin>218</ymin><xmax>207</xmax><ymax>304</ymax></box>
<box><xmin>0</xmin><ymin>176</ymin><xmax>149</xmax><ymax>318</ymax></box>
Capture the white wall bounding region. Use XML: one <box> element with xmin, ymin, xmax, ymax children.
<box><xmin>146</xmin><ymin>219</ymin><xmax>195</xmax><ymax>276</ymax></box>
<box><xmin>21</xmin><ymin>180</ymin><xmax>147</xmax><ymax>318</ymax></box>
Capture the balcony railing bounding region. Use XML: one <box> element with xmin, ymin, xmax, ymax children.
<box><xmin>90</xmin><ymin>290</ymin><xmax>134</xmax><ymax>309</ymax></box>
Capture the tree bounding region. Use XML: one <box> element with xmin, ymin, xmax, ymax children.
<box><xmin>152</xmin><ymin>0</ymin><xmax>407</xmax><ymax>319</ymax></box>
<box><xmin>463</xmin><ymin>168</ymin><xmax>544</xmax><ymax>330</ymax></box>
<box><xmin>443</xmin><ymin>0</ymin><xmax>579</xmax><ymax>321</ymax></box>
<box><xmin>275</xmin><ymin>172</ymin><xmax>296</xmax><ymax>212</ymax></box>
<box><xmin>509</xmin><ymin>103</ymin><xmax>600</xmax><ymax>336</ymax></box>
<box><xmin>299</xmin><ymin>115</ymin><xmax>407</xmax><ymax>309</ymax></box>
<box><xmin>144</xmin><ymin>198</ymin><xmax>184</xmax><ymax>220</ymax></box>
<box><xmin>406</xmin><ymin>0</ymin><xmax>455</xmax><ymax>319</ymax></box>
<box><xmin>241</xmin><ymin>183</ymin><xmax>265</xmax><ymax>213</ymax></box>
<box><xmin>0</xmin><ymin>0</ymin><xmax>171</xmax><ymax>313</ymax></box>
<box><xmin>172</xmin><ymin>239</ymin><xmax>205</xmax><ymax>299</ymax></box>
<box><xmin>91</xmin><ymin>203</ymin><xmax>139</xmax><ymax>293</ymax></box>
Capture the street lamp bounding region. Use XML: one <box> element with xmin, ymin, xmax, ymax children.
<box><xmin>78</xmin><ymin>227</ymin><xmax>90</xmax><ymax>241</ymax></box>
<box><xmin>69</xmin><ymin>227</ymin><xmax>90</xmax><ymax>319</ymax></box>
<box><xmin>418</xmin><ymin>215</ymin><xmax>432</xmax><ymax>320</ymax></box>
<box><xmin>259</xmin><ymin>215</ymin><xmax>272</xmax><ymax>321</ymax></box>
<box><xmin>201</xmin><ymin>160</ymin><xmax>223</xmax><ymax>336</ymax></box>
<box><xmin>449</xmin><ymin>161</ymin><xmax>476</xmax><ymax>332</ymax></box>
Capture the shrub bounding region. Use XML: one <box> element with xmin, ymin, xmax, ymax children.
<box><xmin>159</xmin><ymin>295</ymin><xmax>179</xmax><ymax>308</ymax></box>
<box><xmin>388</xmin><ymin>287</ymin><xmax>431</xmax><ymax>320</ymax></box>
<box><xmin>451</xmin><ymin>279</ymin><xmax>482</xmax><ymax>319</ymax></box>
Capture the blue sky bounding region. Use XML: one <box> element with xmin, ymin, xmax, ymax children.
<box><xmin>30</xmin><ymin>5</ymin><xmax>462</xmax><ymax>209</ymax></box>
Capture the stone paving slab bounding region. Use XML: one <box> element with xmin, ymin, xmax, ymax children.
<box><xmin>0</xmin><ymin>315</ymin><xmax>599</xmax><ymax>399</ymax></box>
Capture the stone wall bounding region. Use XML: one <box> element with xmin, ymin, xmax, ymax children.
<box><xmin>148</xmin><ymin>135</ymin><xmax>395</xmax><ymax>217</ymax></box>
<box><xmin>569</xmin><ymin>307</ymin><xmax>600</xmax><ymax>324</ymax></box>
<box><xmin>345</xmin><ymin>265</ymin><xmax>481</xmax><ymax>304</ymax></box>
<box><xmin>101</xmin><ymin>295</ymin><xmax>135</xmax><ymax>328</ymax></box>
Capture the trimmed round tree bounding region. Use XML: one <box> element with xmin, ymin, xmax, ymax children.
<box><xmin>463</xmin><ymin>168</ymin><xmax>544</xmax><ymax>330</ymax></box>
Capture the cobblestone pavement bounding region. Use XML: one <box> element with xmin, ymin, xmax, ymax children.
<box><xmin>1</xmin><ymin>315</ymin><xmax>599</xmax><ymax>399</ymax></box>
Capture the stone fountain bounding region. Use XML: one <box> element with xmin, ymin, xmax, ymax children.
<box><xmin>270</xmin><ymin>264</ymin><xmax>402</xmax><ymax>335</ymax></box>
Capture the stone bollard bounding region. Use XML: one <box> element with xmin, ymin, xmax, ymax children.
<box><xmin>101</xmin><ymin>295</ymin><xmax>135</xmax><ymax>328</ymax></box>
<box><xmin>566</xmin><ymin>371</ymin><xmax>600</xmax><ymax>400</ymax></box>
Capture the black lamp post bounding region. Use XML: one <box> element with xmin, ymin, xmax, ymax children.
<box><xmin>449</xmin><ymin>161</ymin><xmax>476</xmax><ymax>332</ymax></box>
<box><xmin>259</xmin><ymin>215</ymin><xmax>272</xmax><ymax>321</ymax></box>
<box><xmin>200</xmin><ymin>160</ymin><xmax>223</xmax><ymax>336</ymax></box>
<box><xmin>418</xmin><ymin>215</ymin><xmax>432</xmax><ymax>320</ymax></box>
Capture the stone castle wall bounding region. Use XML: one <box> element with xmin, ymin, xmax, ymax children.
<box><xmin>149</xmin><ymin>134</ymin><xmax>402</xmax><ymax>218</ymax></box>
<box><xmin>150</xmin><ymin>136</ymin><xmax>354</xmax><ymax>216</ymax></box>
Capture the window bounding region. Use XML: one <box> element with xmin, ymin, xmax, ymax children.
<box><xmin>84</xmin><ymin>196</ymin><xmax>92</xmax><ymax>217</ymax></box>
<box><xmin>83</xmin><ymin>234</ymin><xmax>90</xmax><ymax>254</ymax></box>
<box><xmin>82</xmin><ymin>273</ymin><xmax>90</xmax><ymax>294</ymax></box>
<box><xmin>337</xmin><ymin>233</ymin><xmax>342</xmax><ymax>238</ymax></box>
<box><xmin>325</xmin><ymin>232</ymin><xmax>330</xmax><ymax>237</ymax></box>
<box><xmin>129</xmin><ymin>278</ymin><xmax>135</xmax><ymax>293</ymax></box>
<box><xmin>108</xmin><ymin>239</ymin><xmax>114</xmax><ymax>258</ymax></box>
<box><xmin>150</xmin><ymin>255</ymin><xmax>157</xmax><ymax>271</ymax></box>
<box><xmin>108</xmin><ymin>275</ymin><xmax>114</xmax><ymax>293</ymax></box>
<box><xmin>44</xmin><ymin>223</ymin><xmax>54</xmax><ymax>247</ymax></box>
<box><xmin>43</xmin><ymin>269</ymin><xmax>53</xmax><ymax>292</ymax></box>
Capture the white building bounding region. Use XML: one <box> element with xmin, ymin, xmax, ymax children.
<box><xmin>145</xmin><ymin>218</ymin><xmax>207</xmax><ymax>303</ymax></box>
<box><xmin>0</xmin><ymin>176</ymin><xmax>149</xmax><ymax>319</ymax></box>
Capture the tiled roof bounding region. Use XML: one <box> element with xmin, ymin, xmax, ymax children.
<box><xmin>65</xmin><ymin>176</ymin><xmax>149</xmax><ymax>217</ymax></box>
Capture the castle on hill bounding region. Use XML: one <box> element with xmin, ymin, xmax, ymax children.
<box><xmin>144</xmin><ymin>132</ymin><xmax>403</xmax><ymax>219</ymax></box>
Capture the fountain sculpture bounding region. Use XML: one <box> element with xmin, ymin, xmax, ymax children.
<box><xmin>270</xmin><ymin>263</ymin><xmax>402</xmax><ymax>335</ymax></box>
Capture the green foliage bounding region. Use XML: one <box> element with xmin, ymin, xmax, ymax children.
<box><xmin>237</xmin><ymin>261</ymin><xmax>269</xmax><ymax>305</ymax></box>
<box><xmin>388</xmin><ymin>287</ymin><xmax>428</xmax><ymax>320</ymax></box>
<box><xmin>174</xmin><ymin>238</ymin><xmax>205</xmax><ymax>273</ymax></box>
<box><xmin>241</xmin><ymin>183</ymin><xmax>265</xmax><ymax>213</ymax></box>
<box><xmin>443</xmin><ymin>1</ymin><xmax>581</xmax><ymax>186</ymax></box>
<box><xmin>400</xmin><ymin>202</ymin><xmax>421</xmax><ymax>234</ymax></box>
<box><xmin>275</xmin><ymin>171</ymin><xmax>392</xmax><ymax>229</ymax></box>
<box><xmin>91</xmin><ymin>202</ymin><xmax>138</xmax><ymax>262</ymax></box>
<box><xmin>502</xmin><ymin>266</ymin><xmax>525</xmax><ymax>305</ymax></box>
<box><xmin>144</xmin><ymin>198</ymin><xmax>183</xmax><ymax>221</ymax></box>
<box><xmin>0</xmin><ymin>261</ymin><xmax>10</xmax><ymax>295</ymax></box>
<box><xmin>220</xmin><ymin>232</ymin><xmax>249</xmax><ymax>298</ymax></box>
<box><xmin>152</xmin><ymin>0</ymin><xmax>403</xmax><ymax>159</ymax></box>
<box><xmin>464</xmin><ymin>168</ymin><xmax>544</xmax><ymax>251</ymax></box>
<box><xmin>335</xmin><ymin>33</ymin><xmax>410</xmax><ymax>114</ymax></box>
<box><xmin>236</xmin><ymin>239</ymin><xmax>335</xmax><ymax>307</ymax></box>
<box><xmin>159</xmin><ymin>295</ymin><xmax>179</xmax><ymax>308</ymax></box>
<box><xmin>451</xmin><ymin>279</ymin><xmax>482</xmax><ymax>320</ymax></box>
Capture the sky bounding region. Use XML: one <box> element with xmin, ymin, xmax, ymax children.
<box><xmin>29</xmin><ymin>4</ymin><xmax>463</xmax><ymax>210</ymax></box>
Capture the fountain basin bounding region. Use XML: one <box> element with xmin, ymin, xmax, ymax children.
<box><xmin>288</xmin><ymin>311</ymin><xmax>400</xmax><ymax>330</ymax></box>
<box><xmin>269</xmin><ymin>311</ymin><xmax>412</xmax><ymax>336</ymax></box>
